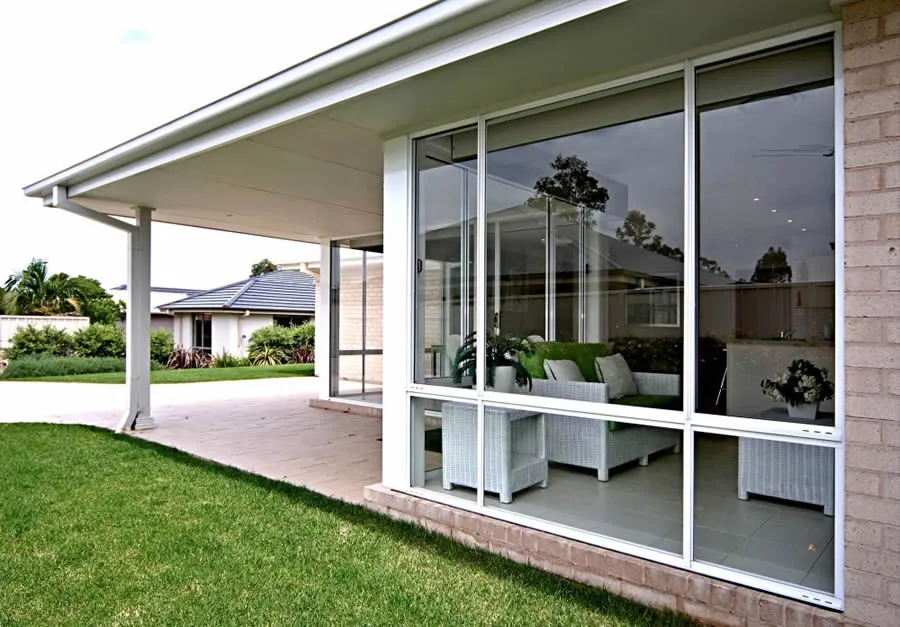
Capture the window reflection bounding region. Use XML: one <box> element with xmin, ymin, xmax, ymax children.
<box><xmin>414</xmin><ymin>128</ymin><xmax>477</xmax><ymax>387</ymax></box>
<box><xmin>697</xmin><ymin>41</ymin><xmax>836</xmax><ymax>420</ymax></box>
<box><xmin>483</xmin><ymin>78</ymin><xmax>684</xmax><ymax>410</ymax></box>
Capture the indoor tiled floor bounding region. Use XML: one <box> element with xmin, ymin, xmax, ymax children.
<box><xmin>424</xmin><ymin>434</ymin><xmax>834</xmax><ymax>593</ymax></box>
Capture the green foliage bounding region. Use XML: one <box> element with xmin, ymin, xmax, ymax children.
<box><xmin>212</xmin><ymin>351</ymin><xmax>250</xmax><ymax>368</ymax></box>
<box><xmin>150</xmin><ymin>329</ymin><xmax>174</xmax><ymax>365</ymax></box>
<box><xmin>167</xmin><ymin>347</ymin><xmax>211</xmax><ymax>370</ymax></box>
<box><xmin>4</xmin><ymin>259</ymin><xmax>125</xmax><ymax>321</ymax></box>
<box><xmin>72</xmin><ymin>324</ymin><xmax>125</xmax><ymax>358</ymax></box>
<box><xmin>81</xmin><ymin>297</ymin><xmax>126</xmax><ymax>325</ymax></box>
<box><xmin>520</xmin><ymin>341</ymin><xmax>611</xmax><ymax>382</ymax></box>
<box><xmin>292</xmin><ymin>320</ymin><xmax>315</xmax><ymax>346</ymax></box>
<box><xmin>250</xmin><ymin>346</ymin><xmax>288</xmax><ymax>366</ymax></box>
<box><xmin>248</xmin><ymin>323</ymin><xmax>315</xmax><ymax>364</ymax></box>
<box><xmin>451</xmin><ymin>331</ymin><xmax>535</xmax><ymax>389</ymax></box>
<box><xmin>0</xmin><ymin>355</ymin><xmax>163</xmax><ymax>379</ymax></box>
<box><xmin>250</xmin><ymin>258</ymin><xmax>278</xmax><ymax>277</ymax></box>
<box><xmin>5</xmin><ymin>325</ymin><xmax>74</xmax><ymax>360</ymax></box>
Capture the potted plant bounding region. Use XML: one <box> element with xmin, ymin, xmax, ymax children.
<box><xmin>451</xmin><ymin>331</ymin><xmax>535</xmax><ymax>393</ymax></box>
<box><xmin>761</xmin><ymin>359</ymin><xmax>834</xmax><ymax>420</ymax></box>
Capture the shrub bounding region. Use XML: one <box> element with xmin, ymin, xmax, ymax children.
<box><xmin>6</xmin><ymin>325</ymin><xmax>74</xmax><ymax>360</ymax></box>
<box><xmin>293</xmin><ymin>321</ymin><xmax>315</xmax><ymax>347</ymax></box>
<box><xmin>72</xmin><ymin>323</ymin><xmax>126</xmax><ymax>358</ymax></box>
<box><xmin>150</xmin><ymin>329</ymin><xmax>174</xmax><ymax>365</ymax></box>
<box><xmin>212</xmin><ymin>351</ymin><xmax>249</xmax><ymax>368</ymax></box>
<box><xmin>248</xmin><ymin>322</ymin><xmax>316</xmax><ymax>357</ymax></box>
<box><xmin>250</xmin><ymin>346</ymin><xmax>287</xmax><ymax>366</ymax></box>
<box><xmin>0</xmin><ymin>355</ymin><xmax>164</xmax><ymax>379</ymax></box>
<box><xmin>167</xmin><ymin>346</ymin><xmax>212</xmax><ymax>370</ymax></box>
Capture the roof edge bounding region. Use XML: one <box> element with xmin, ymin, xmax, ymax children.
<box><xmin>22</xmin><ymin>0</ymin><xmax>496</xmax><ymax>198</ymax></box>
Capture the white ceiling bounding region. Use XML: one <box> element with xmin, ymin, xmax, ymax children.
<box><xmin>69</xmin><ymin>0</ymin><xmax>836</xmax><ymax>243</ymax></box>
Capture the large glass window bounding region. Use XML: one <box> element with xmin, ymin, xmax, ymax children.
<box><xmin>192</xmin><ymin>313</ymin><xmax>212</xmax><ymax>353</ymax></box>
<box><xmin>404</xmin><ymin>35</ymin><xmax>840</xmax><ymax>606</ymax></box>
<box><xmin>482</xmin><ymin>77</ymin><xmax>685</xmax><ymax>410</ymax></box>
<box><xmin>414</xmin><ymin>128</ymin><xmax>477</xmax><ymax>387</ymax></box>
<box><xmin>693</xmin><ymin>432</ymin><xmax>835</xmax><ymax>593</ymax></box>
<box><xmin>696</xmin><ymin>41</ymin><xmax>835</xmax><ymax>420</ymax></box>
<box><xmin>330</xmin><ymin>235</ymin><xmax>383</xmax><ymax>403</ymax></box>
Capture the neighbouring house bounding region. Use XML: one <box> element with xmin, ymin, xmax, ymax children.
<box><xmin>22</xmin><ymin>2</ymin><xmax>900</xmax><ymax>624</ymax></box>
<box><xmin>159</xmin><ymin>270</ymin><xmax>315</xmax><ymax>357</ymax></box>
<box><xmin>110</xmin><ymin>285</ymin><xmax>204</xmax><ymax>334</ymax></box>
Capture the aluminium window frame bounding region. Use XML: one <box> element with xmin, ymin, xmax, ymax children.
<box><xmin>399</xmin><ymin>21</ymin><xmax>844</xmax><ymax>610</ymax></box>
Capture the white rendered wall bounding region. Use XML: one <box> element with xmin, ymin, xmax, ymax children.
<box><xmin>237</xmin><ymin>314</ymin><xmax>272</xmax><ymax>357</ymax></box>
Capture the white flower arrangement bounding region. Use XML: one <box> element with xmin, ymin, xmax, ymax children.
<box><xmin>761</xmin><ymin>359</ymin><xmax>834</xmax><ymax>407</ymax></box>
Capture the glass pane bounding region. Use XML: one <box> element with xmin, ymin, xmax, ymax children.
<box><xmin>330</xmin><ymin>235</ymin><xmax>384</xmax><ymax>403</ymax></box>
<box><xmin>696</xmin><ymin>41</ymin><xmax>836</xmax><ymax>421</ymax></box>
<box><xmin>411</xmin><ymin>397</ymin><xmax>476</xmax><ymax>502</ymax></box>
<box><xmin>693</xmin><ymin>432</ymin><xmax>835</xmax><ymax>593</ymax></box>
<box><xmin>414</xmin><ymin>128</ymin><xmax>477</xmax><ymax>387</ymax></box>
<box><xmin>482</xmin><ymin>405</ymin><xmax>683</xmax><ymax>555</ymax></box>
<box><xmin>481</xmin><ymin>77</ymin><xmax>684</xmax><ymax>409</ymax></box>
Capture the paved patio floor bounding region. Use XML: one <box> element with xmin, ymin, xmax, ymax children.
<box><xmin>0</xmin><ymin>378</ymin><xmax>381</xmax><ymax>503</ymax></box>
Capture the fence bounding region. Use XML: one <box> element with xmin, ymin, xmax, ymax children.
<box><xmin>0</xmin><ymin>316</ymin><xmax>90</xmax><ymax>350</ymax></box>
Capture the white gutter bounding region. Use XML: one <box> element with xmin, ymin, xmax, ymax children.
<box><xmin>22</xmin><ymin>0</ymin><xmax>497</xmax><ymax>198</ymax></box>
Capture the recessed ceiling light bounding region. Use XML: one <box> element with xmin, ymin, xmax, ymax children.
<box><xmin>802</xmin><ymin>228</ymin><xmax>807</xmax><ymax>232</ymax></box>
<box><xmin>753</xmin><ymin>198</ymin><xmax>760</xmax><ymax>202</ymax></box>
<box><xmin>787</xmin><ymin>219</ymin><xmax>793</xmax><ymax>223</ymax></box>
<box><xmin>771</xmin><ymin>209</ymin><xmax>777</xmax><ymax>213</ymax></box>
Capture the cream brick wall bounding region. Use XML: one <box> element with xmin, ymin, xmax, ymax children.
<box><xmin>842</xmin><ymin>2</ymin><xmax>900</xmax><ymax>625</ymax></box>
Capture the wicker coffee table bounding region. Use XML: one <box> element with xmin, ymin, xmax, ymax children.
<box><xmin>737</xmin><ymin>409</ymin><xmax>835</xmax><ymax>515</ymax></box>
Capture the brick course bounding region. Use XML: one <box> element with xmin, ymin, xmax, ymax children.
<box><xmin>843</xmin><ymin>2</ymin><xmax>900</xmax><ymax>626</ymax></box>
<box><xmin>364</xmin><ymin>484</ymin><xmax>841</xmax><ymax>626</ymax></box>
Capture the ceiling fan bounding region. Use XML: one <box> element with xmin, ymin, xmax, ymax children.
<box><xmin>752</xmin><ymin>144</ymin><xmax>834</xmax><ymax>158</ymax></box>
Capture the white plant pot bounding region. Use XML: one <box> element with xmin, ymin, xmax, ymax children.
<box><xmin>492</xmin><ymin>366</ymin><xmax>516</xmax><ymax>394</ymax></box>
<box><xmin>787</xmin><ymin>402</ymin><xmax>818</xmax><ymax>420</ymax></box>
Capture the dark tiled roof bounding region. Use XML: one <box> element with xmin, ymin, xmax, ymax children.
<box><xmin>159</xmin><ymin>270</ymin><xmax>315</xmax><ymax>313</ymax></box>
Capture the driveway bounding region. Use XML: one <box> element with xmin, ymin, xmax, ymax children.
<box><xmin>0</xmin><ymin>377</ymin><xmax>381</xmax><ymax>503</ymax></box>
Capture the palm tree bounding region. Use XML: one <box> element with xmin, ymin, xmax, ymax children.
<box><xmin>4</xmin><ymin>259</ymin><xmax>83</xmax><ymax>316</ymax></box>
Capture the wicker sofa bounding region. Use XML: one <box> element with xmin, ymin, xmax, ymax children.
<box><xmin>527</xmin><ymin>377</ymin><xmax>682</xmax><ymax>481</ymax></box>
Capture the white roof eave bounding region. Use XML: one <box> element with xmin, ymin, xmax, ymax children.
<box><xmin>22</xmin><ymin>0</ymin><xmax>629</xmax><ymax>201</ymax></box>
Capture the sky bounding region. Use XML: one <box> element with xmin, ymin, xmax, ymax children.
<box><xmin>0</xmin><ymin>0</ymin><xmax>429</xmax><ymax>291</ymax></box>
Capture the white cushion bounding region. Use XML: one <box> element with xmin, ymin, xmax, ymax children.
<box><xmin>543</xmin><ymin>359</ymin><xmax>585</xmax><ymax>382</ymax></box>
<box><xmin>594</xmin><ymin>354</ymin><xmax>637</xmax><ymax>400</ymax></box>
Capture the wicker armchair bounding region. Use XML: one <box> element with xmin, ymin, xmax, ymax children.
<box><xmin>528</xmin><ymin>377</ymin><xmax>681</xmax><ymax>481</ymax></box>
<box><xmin>441</xmin><ymin>402</ymin><xmax>548</xmax><ymax>503</ymax></box>
<box><xmin>738</xmin><ymin>438</ymin><xmax>835</xmax><ymax>515</ymax></box>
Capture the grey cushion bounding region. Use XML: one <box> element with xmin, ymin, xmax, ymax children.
<box><xmin>543</xmin><ymin>359</ymin><xmax>585</xmax><ymax>382</ymax></box>
<box><xmin>594</xmin><ymin>353</ymin><xmax>637</xmax><ymax>400</ymax></box>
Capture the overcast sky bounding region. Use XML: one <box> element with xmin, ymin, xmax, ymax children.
<box><xmin>1</xmin><ymin>0</ymin><xmax>428</xmax><ymax>291</ymax></box>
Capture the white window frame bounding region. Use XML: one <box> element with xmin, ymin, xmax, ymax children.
<box><xmin>389</xmin><ymin>21</ymin><xmax>844</xmax><ymax>610</ymax></box>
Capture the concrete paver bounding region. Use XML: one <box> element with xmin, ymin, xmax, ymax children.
<box><xmin>0</xmin><ymin>377</ymin><xmax>381</xmax><ymax>504</ymax></box>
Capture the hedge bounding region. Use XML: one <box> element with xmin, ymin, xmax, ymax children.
<box><xmin>6</xmin><ymin>323</ymin><xmax>174</xmax><ymax>365</ymax></box>
<box><xmin>0</xmin><ymin>356</ymin><xmax>165</xmax><ymax>379</ymax></box>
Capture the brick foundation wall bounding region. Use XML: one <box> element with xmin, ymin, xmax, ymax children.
<box><xmin>364</xmin><ymin>484</ymin><xmax>842</xmax><ymax>626</ymax></box>
<box><xmin>842</xmin><ymin>1</ymin><xmax>900</xmax><ymax>626</ymax></box>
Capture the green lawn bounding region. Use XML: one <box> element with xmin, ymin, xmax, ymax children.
<box><xmin>11</xmin><ymin>363</ymin><xmax>315</xmax><ymax>384</ymax></box>
<box><xmin>0</xmin><ymin>424</ymin><xmax>692</xmax><ymax>626</ymax></box>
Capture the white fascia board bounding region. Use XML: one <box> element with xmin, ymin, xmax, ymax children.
<box><xmin>25</xmin><ymin>0</ymin><xmax>629</xmax><ymax>200</ymax></box>
<box><xmin>22</xmin><ymin>0</ymin><xmax>497</xmax><ymax>198</ymax></box>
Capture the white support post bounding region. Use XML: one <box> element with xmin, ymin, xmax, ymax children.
<box><xmin>118</xmin><ymin>206</ymin><xmax>153</xmax><ymax>432</ymax></box>
<box><xmin>316</xmin><ymin>240</ymin><xmax>332</xmax><ymax>400</ymax></box>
